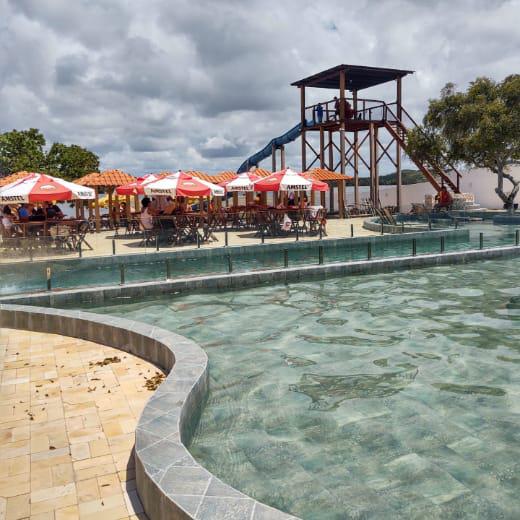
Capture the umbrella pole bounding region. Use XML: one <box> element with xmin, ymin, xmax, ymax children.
<box><xmin>125</xmin><ymin>196</ymin><xmax>131</xmax><ymax>220</ymax></box>
<box><xmin>232</xmin><ymin>193</ymin><xmax>238</xmax><ymax>208</ymax></box>
<box><xmin>134</xmin><ymin>195</ymin><xmax>140</xmax><ymax>212</ymax></box>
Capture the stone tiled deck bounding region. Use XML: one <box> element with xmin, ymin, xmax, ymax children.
<box><xmin>0</xmin><ymin>306</ymin><xmax>298</xmax><ymax>520</ymax></box>
<box><xmin>0</xmin><ymin>328</ymin><xmax>156</xmax><ymax>519</ymax></box>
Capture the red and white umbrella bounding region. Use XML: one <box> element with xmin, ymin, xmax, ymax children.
<box><xmin>254</xmin><ymin>168</ymin><xmax>329</xmax><ymax>192</ymax></box>
<box><xmin>116</xmin><ymin>172</ymin><xmax>167</xmax><ymax>196</ymax></box>
<box><xmin>143</xmin><ymin>171</ymin><xmax>224</xmax><ymax>198</ymax></box>
<box><xmin>219</xmin><ymin>171</ymin><xmax>261</xmax><ymax>192</ymax></box>
<box><xmin>0</xmin><ymin>173</ymin><xmax>95</xmax><ymax>203</ymax></box>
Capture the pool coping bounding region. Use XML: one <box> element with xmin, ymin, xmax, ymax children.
<box><xmin>0</xmin><ymin>304</ymin><xmax>297</xmax><ymax>520</ymax></box>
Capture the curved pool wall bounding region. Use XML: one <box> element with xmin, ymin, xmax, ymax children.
<box><xmin>0</xmin><ymin>304</ymin><xmax>296</xmax><ymax>520</ymax></box>
<box><xmin>1</xmin><ymin>228</ymin><xmax>469</xmax><ymax>296</ymax></box>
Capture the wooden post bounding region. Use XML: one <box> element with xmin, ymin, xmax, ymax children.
<box><xmin>80</xmin><ymin>200</ymin><xmax>85</xmax><ymax>219</ymax></box>
<box><xmin>339</xmin><ymin>69</ymin><xmax>347</xmax><ymax>217</ymax></box>
<box><xmin>88</xmin><ymin>197</ymin><xmax>93</xmax><ymax>220</ymax></box>
<box><xmin>233</xmin><ymin>192</ymin><xmax>238</xmax><ymax>207</ymax></box>
<box><xmin>338</xmin><ymin>180</ymin><xmax>345</xmax><ymax>218</ymax></box>
<box><xmin>134</xmin><ymin>195</ymin><xmax>140</xmax><ymax>213</ymax></box>
<box><xmin>125</xmin><ymin>195</ymin><xmax>131</xmax><ymax>220</ymax></box>
<box><xmin>108</xmin><ymin>188</ymin><xmax>113</xmax><ymax>226</ymax></box>
<box><xmin>396</xmin><ymin>77</ymin><xmax>402</xmax><ymax>211</ymax></box>
<box><xmin>353</xmin><ymin>89</ymin><xmax>360</xmax><ymax>207</ymax></box>
<box><xmin>300</xmin><ymin>86</ymin><xmax>306</xmax><ymax>171</ymax></box>
<box><xmin>94</xmin><ymin>187</ymin><xmax>100</xmax><ymax>232</ymax></box>
<box><xmin>369</xmin><ymin>123</ymin><xmax>376</xmax><ymax>207</ymax></box>
<box><xmin>328</xmin><ymin>131</ymin><xmax>334</xmax><ymax>214</ymax></box>
<box><xmin>75</xmin><ymin>200</ymin><xmax>80</xmax><ymax>219</ymax></box>
<box><xmin>374</xmin><ymin>126</ymin><xmax>380</xmax><ymax>208</ymax></box>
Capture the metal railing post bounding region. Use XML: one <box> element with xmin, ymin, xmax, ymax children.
<box><xmin>261</xmin><ymin>227</ymin><xmax>265</xmax><ymax>244</ymax></box>
<box><xmin>29</xmin><ymin>241</ymin><xmax>33</xmax><ymax>262</ymax></box>
<box><xmin>119</xmin><ymin>264</ymin><xmax>125</xmax><ymax>285</ymax></box>
<box><xmin>284</xmin><ymin>249</ymin><xmax>288</xmax><ymax>268</ymax></box>
<box><xmin>516</xmin><ymin>229</ymin><xmax>519</xmax><ymax>246</ymax></box>
<box><xmin>350</xmin><ymin>223</ymin><xmax>354</xmax><ymax>237</ymax></box>
<box><xmin>367</xmin><ymin>242</ymin><xmax>372</xmax><ymax>260</ymax></box>
<box><xmin>165</xmin><ymin>259</ymin><xmax>171</xmax><ymax>280</ymax></box>
<box><xmin>46</xmin><ymin>267</ymin><xmax>51</xmax><ymax>291</ymax></box>
<box><xmin>479</xmin><ymin>232</ymin><xmax>483</xmax><ymax>250</ymax></box>
<box><xmin>412</xmin><ymin>238</ymin><xmax>417</xmax><ymax>256</ymax></box>
<box><xmin>112</xmin><ymin>239</ymin><xmax>116</xmax><ymax>255</ymax></box>
<box><xmin>381</xmin><ymin>221</ymin><xmax>384</xmax><ymax>235</ymax></box>
<box><xmin>156</xmin><ymin>235</ymin><xmax>159</xmax><ymax>251</ymax></box>
<box><xmin>225</xmin><ymin>228</ymin><xmax>228</xmax><ymax>247</ymax></box>
<box><xmin>78</xmin><ymin>242</ymin><xmax>82</xmax><ymax>258</ymax></box>
<box><xmin>196</xmin><ymin>232</ymin><xmax>200</xmax><ymax>249</ymax></box>
<box><xmin>318</xmin><ymin>245</ymin><xmax>324</xmax><ymax>265</ymax></box>
<box><xmin>440</xmin><ymin>236</ymin><xmax>445</xmax><ymax>253</ymax></box>
<box><xmin>319</xmin><ymin>225</ymin><xmax>323</xmax><ymax>240</ymax></box>
<box><xmin>296</xmin><ymin>226</ymin><xmax>299</xmax><ymax>242</ymax></box>
<box><xmin>227</xmin><ymin>254</ymin><xmax>233</xmax><ymax>273</ymax></box>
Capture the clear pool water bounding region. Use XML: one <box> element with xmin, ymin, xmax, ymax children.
<box><xmin>90</xmin><ymin>256</ymin><xmax>520</xmax><ymax>519</ymax></box>
<box><xmin>1</xmin><ymin>222</ymin><xmax>519</xmax><ymax>296</ymax></box>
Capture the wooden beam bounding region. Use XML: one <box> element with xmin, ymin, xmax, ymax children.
<box><xmin>300</xmin><ymin>86</ymin><xmax>306</xmax><ymax>171</ymax></box>
<box><xmin>353</xmin><ymin>89</ymin><xmax>360</xmax><ymax>205</ymax></box>
<box><xmin>396</xmin><ymin>77</ymin><xmax>403</xmax><ymax>211</ymax></box>
<box><xmin>338</xmin><ymin>180</ymin><xmax>345</xmax><ymax>218</ymax></box>
<box><xmin>369</xmin><ymin>123</ymin><xmax>376</xmax><ymax>207</ymax></box>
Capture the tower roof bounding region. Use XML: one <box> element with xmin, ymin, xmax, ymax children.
<box><xmin>291</xmin><ymin>64</ymin><xmax>413</xmax><ymax>91</ymax></box>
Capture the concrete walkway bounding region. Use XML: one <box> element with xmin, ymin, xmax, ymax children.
<box><xmin>0</xmin><ymin>328</ymin><xmax>160</xmax><ymax>519</ymax></box>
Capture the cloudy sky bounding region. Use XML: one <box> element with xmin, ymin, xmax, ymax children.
<box><xmin>1</xmin><ymin>0</ymin><xmax>519</xmax><ymax>176</ymax></box>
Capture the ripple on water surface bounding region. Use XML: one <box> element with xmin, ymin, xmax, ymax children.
<box><xmin>92</xmin><ymin>257</ymin><xmax>520</xmax><ymax>519</ymax></box>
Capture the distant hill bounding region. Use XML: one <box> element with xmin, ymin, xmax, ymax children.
<box><xmin>346</xmin><ymin>170</ymin><xmax>427</xmax><ymax>186</ymax></box>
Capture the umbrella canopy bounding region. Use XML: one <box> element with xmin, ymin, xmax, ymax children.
<box><xmin>219</xmin><ymin>171</ymin><xmax>261</xmax><ymax>192</ymax></box>
<box><xmin>253</xmin><ymin>168</ymin><xmax>329</xmax><ymax>192</ymax></box>
<box><xmin>116</xmin><ymin>173</ymin><xmax>167</xmax><ymax>195</ymax></box>
<box><xmin>143</xmin><ymin>171</ymin><xmax>224</xmax><ymax>198</ymax></box>
<box><xmin>0</xmin><ymin>173</ymin><xmax>95</xmax><ymax>203</ymax></box>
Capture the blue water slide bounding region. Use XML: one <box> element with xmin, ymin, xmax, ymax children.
<box><xmin>237</xmin><ymin>121</ymin><xmax>311</xmax><ymax>173</ymax></box>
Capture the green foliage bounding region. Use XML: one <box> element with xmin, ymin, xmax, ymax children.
<box><xmin>347</xmin><ymin>170</ymin><xmax>426</xmax><ymax>187</ymax></box>
<box><xmin>0</xmin><ymin>128</ymin><xmax>47</xmax><ymax>175</ymax></box>
<box><xmin>0</xmin><ymin>128</ymin><xmax>100</xmax><ymax>181</ymax></box>
<box><xmin>46</xmin><ymin>143</ymin><xmax>99</xmax><ymax>181</ymax></box>
<box><xmin>407</xmin><ymin>75</ymin><xmax>520</xmax><ymax>209</ymax></box>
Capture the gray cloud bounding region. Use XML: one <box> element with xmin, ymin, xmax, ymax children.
<box><xmin>1</xmin><ymin>0</ymin><xmax>519</xmax><ymax>175</ymax></box>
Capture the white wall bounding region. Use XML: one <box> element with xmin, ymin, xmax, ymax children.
<box><xmin>323</xmin><ymin>166</ymin><xmax>520</xmax><ymax>212</ymax></box>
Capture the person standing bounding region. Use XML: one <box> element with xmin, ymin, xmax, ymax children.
<box><xmin>316</xmin><ymin>103</ymin><xmax>324</xmax><ymax>123</ymax></box>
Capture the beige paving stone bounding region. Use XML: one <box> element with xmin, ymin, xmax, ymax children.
<box><xmin>5</xmin><ymin>493</ymin><xmax>30</xmax><ymax>520</ymax></box>
<box><xmin>0</xmin><ymin>329</ymin><xmax>155</xmax><ymax>519</ymax></box>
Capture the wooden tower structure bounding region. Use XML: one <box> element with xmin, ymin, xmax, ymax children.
<box><xmin>290</xmin><ymin>65</ymin><xmax>462</xmax><ymax>212</ymax></box>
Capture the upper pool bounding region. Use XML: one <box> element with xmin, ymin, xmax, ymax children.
<box><xmin>1</xmin><ymin>222</ymin><xmax>520</xmax><ymax>296</ymax></box>
<box><xmin>89</xmin><ymin>256</ymin><xmax>520</xmax><ymax>519</ymax></box>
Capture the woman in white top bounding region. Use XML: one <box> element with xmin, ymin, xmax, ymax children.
<box><xmin>140</xmin><ymin>198</ymin><xmax>154</xmax><ymax>230</ymax></box>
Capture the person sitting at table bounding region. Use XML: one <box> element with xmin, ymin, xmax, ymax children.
<box><xmin>163</xmin><ymin>196</ymin><xmax>176</xmax><ymax>215</ymax></box>
<box><xmin>140</xmin><ymin>198</ymin><xmax>154</xmax><ymax>230</ymax></box>
<box><xmin>288</xmin><ymin>191</ymin><xmax>296</xmax><ymax>207</ymax></box>
<box><xmin>30</xmin><ymin>206</ymin><xmax>46</xmax><ymax>221</ymax></box>
<box><xmin>17</xmin><ymin>204</ymin><xmax>30</xmax><ymax>222</ymax></box>
<box><xmin>1</xmin><ymin>206</ymin><xmax>19</xmax><ymax>237</ymax></box>
<box><xmin>176</xmin><ymin>197</ymin><xmax>188</xmax><ymax>213</ymax></box>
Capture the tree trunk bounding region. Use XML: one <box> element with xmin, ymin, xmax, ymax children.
<box><xmin>494</xmin><ymin>167</ymin><xmax>519</xmax><ymax>215</ymax></box>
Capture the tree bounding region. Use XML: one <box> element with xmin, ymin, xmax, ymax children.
<box><xmin>45</xmin><ymin>143</ymin><xmax>99</xmax><ymax>181</ymax></box>
<box><xmin>407</xmin><ymin>75</ymin><xmax>520</xmax><ymax>212</ymax></box>
<box><xmin>0</xmin><ymin>128</ymin><xmax>47</xmax><ymax>176</ymax></box>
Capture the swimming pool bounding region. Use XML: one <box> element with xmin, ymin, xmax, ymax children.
<box><xmin>89</xmin><ymin>256</ymin><xmax>520</xmax><ymax>519</ymax></box>
<box><xmin>1</xmin><ymin>222</ymin><xmax>519</xmax><ymax>296</ymax></box>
